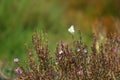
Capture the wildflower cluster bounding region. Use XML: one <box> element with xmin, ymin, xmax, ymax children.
<box><xmin>14</xmin><ymin>31</ymin><xmax>120</xmax><ymax>80</ymax></box>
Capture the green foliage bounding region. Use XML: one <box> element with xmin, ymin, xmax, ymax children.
<box><xmin>0</xmin><ymin>0</ymin><xmax>66</xmax><ymax>62</ymax></box>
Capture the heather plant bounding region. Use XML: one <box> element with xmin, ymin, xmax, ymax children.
<box><xmin>14</xmin><ymin>29</ymin><xmax>120</xmax><ymax>80</ymax></box>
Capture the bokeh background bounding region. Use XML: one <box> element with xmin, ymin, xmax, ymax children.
<box><xmin>0</xmin><ymin>0</ymin><xmax>120</xmax><ymax>78</ymax></box>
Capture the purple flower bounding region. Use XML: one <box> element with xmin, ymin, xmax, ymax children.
<box><xmin>58</xmin><ymin>56</ymin><xmax>62</xmax><ymax>60</ymax></box>
<box><xmin>66</xmin><ymin>50</ymin><xmax>71</xmax><ymax>55</ymax></box>
<box><xmin>15</xmin><ymin>67</ymin><xmax>22</xmax><ymax>75</ymax></box>
<box><xmin>14</xmin><ymin>58</ymin><xmax>19</xmax><ymax>63</ymax></box>
<box><xmin>59</xmin><ymin>50</ymin><xmax>63</xmax><ymax>54</ymax></box>
<box><xmin>77</xmin><ymin>70</ymin><xmax>83</xmax><ymax>76</ymax></box>
<box><xmin>26</xmin><ymin>70</ymin><xmax>30</xmax><ymax>75</ymax></box>
<box><xmin>61</xmin><ymin>42</ymin><xmax>65</xmax><ymax>47</ymax></box>
<box><xmin>113</xmin><ymin>48</ymin><xmax>118</xmax><ymax>53</ymax></box>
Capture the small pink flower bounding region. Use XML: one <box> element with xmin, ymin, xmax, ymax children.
<box><xmin>77</xmin><ymin>70</ymin><xmax>83</xmax><ymax>76</ymax></box>
<box><xmin>113</xmin><ymin>48</ymin><xmax>118</xmax><ymax>53</ymax></box>
<box><xmin>59</xmin><ymin>50</ymin><xmax>63</xmax><ymax>54</ymax></box>
<box><xmin>61</xmin><ymin>42</ymin><xmax>65</xmax><ymax>47</ymax></box>
<box><xmin>15</xmin><ymin>67</ymin><xmax>22</xmax><ymax>75</ymax></box>
<box><xmin>14</xmin><ymin>58</ymin><xmax>19</xmax><ymax>63</ymax></box>
<box><xmin>58</xmin><ymin>56</ymin><xmax>62</xmax><ymax>60</ymax></box>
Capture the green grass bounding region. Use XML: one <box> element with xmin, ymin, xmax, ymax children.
<box><xmin>1</xmin><ymin>0</ymin><xmax>117</xmax><ymax>79</ymax></box>
<box><xmin>0</xmin><ymin>0</ymin><xmax>64</xmax><ymax>62</ymax></box>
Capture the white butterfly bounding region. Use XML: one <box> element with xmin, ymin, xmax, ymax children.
<box><xmin>68</xmin><ymin>25</ymin><xmax>75</xmax><ymax>34</ymax></box>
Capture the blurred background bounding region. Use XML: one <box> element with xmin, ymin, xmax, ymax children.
<box><xmin>0</xmin><ymin>0</ymin><xmax>120</xmax><ymax>78</ymax></box>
